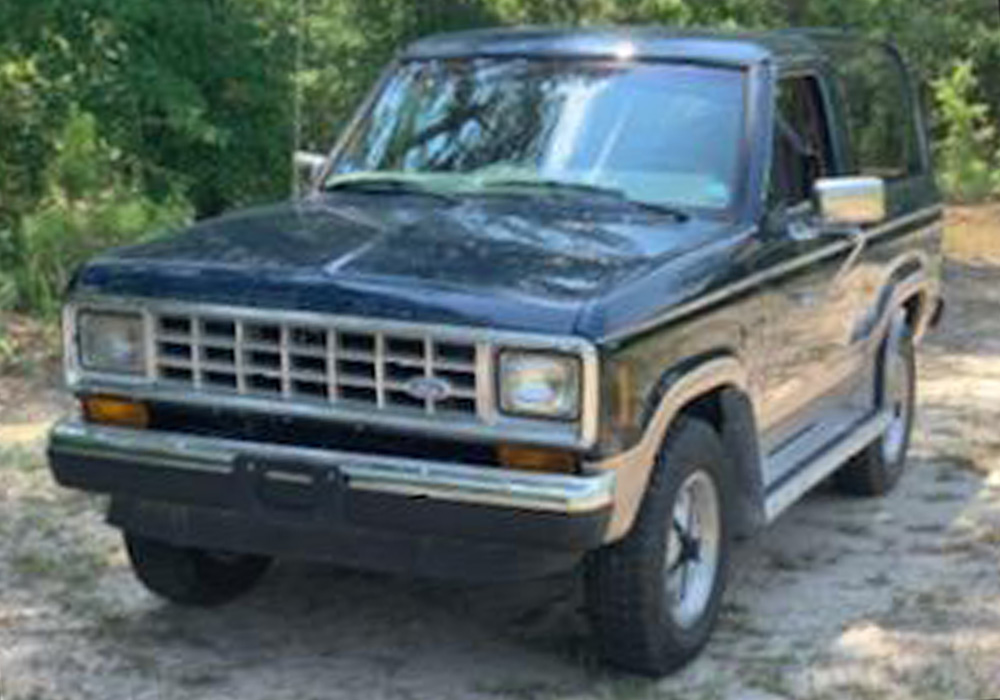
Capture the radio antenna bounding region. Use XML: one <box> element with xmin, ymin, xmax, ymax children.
<box><xmin>292</xmin><ymin>0</ymin><xmax>305</xmax><ymax>196</ymax></box>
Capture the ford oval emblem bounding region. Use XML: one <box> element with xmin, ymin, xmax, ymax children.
<box><xmin>403</xmin><ymin>376</ymin><xmax>453</xmax><ymax>402</ymax></box>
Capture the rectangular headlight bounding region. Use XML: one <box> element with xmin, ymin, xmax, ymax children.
<box><xmin>499</xmin><ymin>351</ymin><xmax>581</xmax><ymax>420</ymax></box>
<box><xmin>77</xmin><ymin>311</ymin><xmax>146</xmax><ymax>375</ymax></box>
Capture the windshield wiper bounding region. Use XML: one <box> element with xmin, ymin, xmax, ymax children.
<box><xmin>322</xmin><ymin>177</ymin><xmax>457</xmax><ymax>203</ymax></box>
<box><xmin>477</xmin><ymin>178</ymin><xmax>689</xmax><ymax>221</ymax></box>
<box><xmin>480</xmin><ymin>178</ymin><xmax>617</xmax><ymax>197</ymax></box>
<box><xmin>618</xmin><ymin>198</ymin><xmax>691</xmax><ymax>221</ymax></box>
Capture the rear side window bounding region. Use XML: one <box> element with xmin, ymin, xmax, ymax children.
<box><xmin>825</xmin><ymin>42</ymin><xmax>923</xmax><ymax>180</ymax></box>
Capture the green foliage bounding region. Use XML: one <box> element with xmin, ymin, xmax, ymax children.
<box><xmin>49</xmin><ymin>107</ymin><xmax>113</xmax><ymax>203</ymax></box>
<box><xmin>0</xmin><ymin>55</ymin><xmax>54</xmax><ymax>237</ymax></box>
<box><xmin>1</xmin><ymin>107</ymin><xmax>191</xmax><ymax>315</ymax></box>
<box><xmin>933</xmin><ymin>61</ymin><xmax>1000</xmax><ymax>204</ymax></box>
<box><xmin>0</xmin><ymin>0</ymin><xmax>295</xmax><ymax>219</ymax></box>
<box><xmin>12</xmin><ymin>194</ymin><xmax>191</xmax><ymax>316</ymax></box>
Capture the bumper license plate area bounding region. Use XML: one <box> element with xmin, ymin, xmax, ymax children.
<box><xmin>243</xmin><ymin>457</ymin><xmax>328</xmax><ymax>512</ymax></box>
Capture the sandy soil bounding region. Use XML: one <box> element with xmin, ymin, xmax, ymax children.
<box><xmin>2</xmin><ymin>207</ymin><xmax>1000</xmax><ymax>700</ymax></box>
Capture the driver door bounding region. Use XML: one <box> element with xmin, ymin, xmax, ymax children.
<box><xmin>758</xmin><ymin>73</ymin><xmax>867</xmax><ymax>482</ymax></box>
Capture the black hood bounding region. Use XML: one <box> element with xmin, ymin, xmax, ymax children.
<box><xmin>74</xmin><ymin>194</ymin><xmax>743</xmax><ymax>337</ymax></box>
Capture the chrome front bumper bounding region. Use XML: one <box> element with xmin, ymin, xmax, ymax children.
<box><xmin>48</xmin><ymin>420</ymin><xmax>615</xmax><ymax>515</ymax></box>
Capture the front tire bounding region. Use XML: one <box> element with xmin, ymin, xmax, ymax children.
<box><xmin>124</xmin><ymin>533</ymin><xmax>272</xmax><ymax>607</ymax></box>
<box><xmin>585</xmin><ymin>417</ymin><xmax>731</xmax><ymax>676</ymax></box>
<box><xmin>835</xmin><ymin>311</ymin><xmax>916</xmax><ymax>496</ymax></box>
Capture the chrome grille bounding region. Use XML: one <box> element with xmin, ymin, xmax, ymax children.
<box><xmin>153</xmin><ymin>312</ymin><xmax>480</xmax><ymax>417</ymax></box>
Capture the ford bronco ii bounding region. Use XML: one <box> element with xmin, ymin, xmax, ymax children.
<box><xmin>49</xmin><ymin>28</ymin><xmax>943</xmax><ymax>674</ymax></box>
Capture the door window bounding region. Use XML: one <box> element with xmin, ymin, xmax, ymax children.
<box><xmin>769</xmin><ymin>76</ymin><xmax>833</xmax><ymax>208</ymax></box>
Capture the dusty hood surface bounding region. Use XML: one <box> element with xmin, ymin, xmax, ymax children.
<box><xmin>74</xmin><ymin>193</ymin><xmax>738</xmax><ymax>336</ymax></box>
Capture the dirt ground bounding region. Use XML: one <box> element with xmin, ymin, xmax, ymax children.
<box><xmin>2</xmin><ymin>206</ymin><xmax>1000</xmax><ymax>700</ymax></box>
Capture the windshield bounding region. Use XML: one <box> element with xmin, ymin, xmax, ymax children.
<box><xmin>327</xmin><ymin>58</ymin><xmax>747</xmax><ymax>212</ymax></box>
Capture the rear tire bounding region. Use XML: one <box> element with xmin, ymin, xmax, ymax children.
<box><xmin>835</xmin><ymin>311</ymin><xmax>916</xmax><ymax>496</ymax></box>
<box><xmin>124</xmin><ymin>533</ymin><xmax>271</xmax><ymax>607</ymax></box>
<box><xmin>585</xmin><ymin>417</ymin><xmax>731</xmax><ymax>676</ymax></box>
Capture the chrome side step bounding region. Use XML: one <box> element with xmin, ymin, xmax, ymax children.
<box><xmin>763</xmin><ymin>411</ymin><xmax>891</xmax><ymax>522</ymax></box>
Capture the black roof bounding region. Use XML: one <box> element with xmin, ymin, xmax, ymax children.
<box><xmin>404</xmin><ymin>26</ymin><xmax>886</xmax><ymax>68</ymax></box>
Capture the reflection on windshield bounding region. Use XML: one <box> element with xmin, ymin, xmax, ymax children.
<box><xmin>329</xmin><ymin>58</ymin><xmax>746</xmax><ymax>212</ymax></box>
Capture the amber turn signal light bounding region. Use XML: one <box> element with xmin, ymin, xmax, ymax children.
<box><xmin>81</xmin><ymin>396</ymin><xmax>149</xmax><ymax>429</ymax></box>
<box><xmin>497</xmin><ymin>445</ymin><xmax>577</xmax><ymax>474</ymax></box>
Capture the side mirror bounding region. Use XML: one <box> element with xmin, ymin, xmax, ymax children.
<box><xmin>293</xmin><ymin>151</ymin><xmax>327</xmax><ymax>193</ymax></box>
<box><xmin>814</xmin><ymin>176</ymin><xmax>886</xmax><ymax>226</ymax></box>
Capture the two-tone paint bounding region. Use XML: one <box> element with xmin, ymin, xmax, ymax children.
<box><xmin>52</xmin><ymin>28</ymin><xmax>942</xmax><ymax>574</ymax></box>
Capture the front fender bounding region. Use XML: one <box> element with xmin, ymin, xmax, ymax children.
<box><xmin>586</xmin><ymin>356</ymin><xmax>750</xmax><ymax>542</ymax></box>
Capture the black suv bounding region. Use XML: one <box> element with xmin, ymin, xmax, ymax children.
<box><xmin>49</xmin><ymin>27</ymin><xmax>943</xmax><ymax>674</ymax></box>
